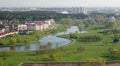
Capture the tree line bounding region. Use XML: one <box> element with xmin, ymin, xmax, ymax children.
<box><xmin>0</xmin><ymin>11</ymin><xmax>88</xmax><ymax>22</ymax></box>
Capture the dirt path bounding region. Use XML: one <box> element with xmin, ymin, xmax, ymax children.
<box><xmin>106</xmin><ymin>63</ymin><xmax>120</xmax><ymax>66</ymax></box>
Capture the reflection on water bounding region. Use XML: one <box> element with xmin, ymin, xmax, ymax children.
<box><xmin>56</xmin><ymin>26</ymin><xmax>87</xmax><ymax>36</ymax></box>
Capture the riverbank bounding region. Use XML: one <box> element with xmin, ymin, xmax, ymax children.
<box><xmin>0</xmin><ymin>24</ymin><xmax>67</xmax><ymax>47</ymax></box>
<box><xmin>1</xmin><ymin>38</ymin><xmax>75</xmax><ymax>66</ymax></box>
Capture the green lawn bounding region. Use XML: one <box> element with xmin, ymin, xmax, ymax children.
<box><xmin>1</xmin><ymin>24</ymin><xmax>120</xmax><ymax>66</ymax></box>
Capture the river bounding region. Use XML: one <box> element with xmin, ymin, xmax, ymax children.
<box><xmin>0</xmin><ymin>26</ymin><xmax>87</xmax><ymax>51</ymax></box>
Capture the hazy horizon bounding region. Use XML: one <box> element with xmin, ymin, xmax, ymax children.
<box><xmin>0</xmin><ymin>0</ymin><xmax>120</xmax><ymax>7</ymax></box>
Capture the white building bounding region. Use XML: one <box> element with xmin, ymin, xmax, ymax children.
<box><xmin>45</xmin><ymin>19</ymin><xmax>56</xmax><ymax>26</ymax></box>
<box><xmin>18</xmin><ymin>25</ymin><xmax>28</xmax><ymax>34</ymax></box>
<box><xmin>18</xmin><ymin>25</ymin><xmax>27</xmax><ymax>31</ymax></box>
<box><xmin>43</xmin><ymin>22</ymin><xmax>49</xmax><ymax>30</ymax></box>
<box><xmin>0</xmin><ymin>28</ymin><xmax>5</xmax><ymax>33</ymax></box>
<box><xmin>26</xmin><ymin>22</ymin><xmax>44</xmax><ymax>31</ymax></box>
<box><xmin>26</xmin><ymin>23</ymin><xmax>36</xmax><ymax>31</ymax></box>
<box><xmin>25</xmin><ymin>19</ymin><xmax>56</xmax><ymax>31</ymax></box>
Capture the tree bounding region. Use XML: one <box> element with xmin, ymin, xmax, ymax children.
<box><xmin>105</xmin><ymin>19</ymin><xmax>117</xmax><ymax>28</ymax></box>
<box><xmin>17</xmin><ymin>38</ymin><xmax>22</xmax><ymax>43</ymax></box>
<box><xmin>113</xmin><ymin>37</ymin><xmax>119</xmax><ymax>43</ymax></box>
<box><xmin>39</xmin><ymin>44</ymin><xmax>46</xmax><ymax>50</ymax></box>
<box><xmin>38</xmin><ymin>44</ymin><xmax>47</xmax><ymax>54</ymax></box>
<box><xmin>69</xmin><ymin>33</ymin><xmax>78</xmax><ymax>39</ymax></box>
<box><xmin>79</xmin><ymin>23</ymin><xmax>85</xmax><ymax>30</ymax></box>
<box><xmin>97</xmin><ymin>58</ymin><xmax>106</xmax><ymax>66</ymax></box>
<box><xmin>10</xmin><ymin>38</ymin><xmax>17</xmax><ymax>46</ymax></box>
<box><xmin>13</xmin><ymin>19</ymin><xmax>20</xmax><ymax>25</ymax></box>
<box><xmin>34</xmin><ymin>31</ymin><xmax>43</xmax><ymax>40</ymax></box>
<box><xmin>51</xmin><ymin>52</ymin><xmax>63</xmax><ymax>60</ymax></box>
<box><xmin>47</xmin><ymin>42</ymin><xmax>53</xmax><ymax>50</ymax></box>
<box><xmin>96</xmin><ymin>15</ymin><xmax>105</xmax><ymax>24</ymax></box>
<box><xmin>35</xmin><ymin>34</ymin><xmax>41</xmax><ymax>40</ymax></box>
<box><xmin>0</xmin><ymin>39</ymin><xmax>4</xmax><ymax>45</ymax></box>
<box><xmin>41</xmin><ymin>54</ymin><xmax>50</xmax><ymax>61</ymax></box>
<box><xmin>108</xmin><ymin>48</ymin><xmax>120</xmax><ymax>59</ymax></box>
<box><xmin>25</xmin><ymin>37</ymin><xmax>31</xmax><ymax>46</ymax></box>
<box><xmin>108</xmin><ymin>48</ymin><xmax>118</xmax><ymax>57</ymax></box>
<box><xmin>61</xmin><ymin>18</ymin><xmax>72</xmax><ymax>27</ymax></box>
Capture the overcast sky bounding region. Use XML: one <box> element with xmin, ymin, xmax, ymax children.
<box><xmin>0</xmin><ymin>0</ymin><xmax>120</xmax><ymax>7</ymax></box>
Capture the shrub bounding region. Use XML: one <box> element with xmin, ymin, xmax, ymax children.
<box><xmin>77</xmin><ymin>46</ymin><xmax>85</xmax><ymax>52</ymax></box>
<box><xmin>41</xmin><ymin>54</ymin><xmax>50</xmax><ymax>61</ymax></box>
<box><xmin>113</xmin><ymin>37</ymin><xmax>119</xmax><ymax>43</ymax></box>
<box><xmin>50</xmin><ymin>52</ymin><xmax>63</xmax><ymax>60</ymax></box>
<box><xmin>108</xmin><ymin>48</ymin><xmax>120</xmax><ymax>59</ymax></box>
<box><xmin>69</xmin><ymin>33</ymin><xmax>79</xmax><ymax>39</ymax></box>
<box><xmin>79</xmin><ymin>35</ymin><xmax>101</xmax><ymax>42</ymax></box>
<box><xmin>83</xmin><ymin>58</ymin><xmax>106</xmax><ymax>66</ymax></box>
<box><xmin>103</xmin><ymin>29</ymin><xmax>120</xmax><ymax>34</ymax></box>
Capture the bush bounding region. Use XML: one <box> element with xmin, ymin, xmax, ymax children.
<box><xmin>84</xmin><ymin>58</ymin><xmax>106</xmax><ymax>66</ymax></box>
<box><xmin>69</xmin><ymin>33</ymin><xmax>79</xmax><ymax>39</ymax></box>
<box><xmin>108</xmin><ymin>48</ymin><xmax>120</xmax><ymax>59</ymax></box>
<box><xmin>77</xmin><ymin>46</ymin><xmax>85</xmax><ymax>52</ymax></box>
<box><xmin>41</xmin><ymin>54</ymin><xmax>50</xmax><ymax>61</ymax></box>
<box><xmin>103</xmin><ymin>29</ymin><xmax>120</xmax><ymax>34</ymax></box>
<box><xmin>113</xmin><ymin>37</ymin><xmax>119</xmax><ymax>43</ymax></box>
<box><xmin>50</xmin><ymin>52</ymin><xmax>63</xmax><ymax>60</ymax></box>
<box><xmin>79</xmin><ymin>35</ymin><xmax>101</xmax><ymax>42</ymax></box>
<box><xmin>114</xmin><ymin>34</ymin><xmax>120</xmax><ymax>38</ymax></box>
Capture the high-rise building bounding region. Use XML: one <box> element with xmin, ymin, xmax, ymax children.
<box><xmin>70</xmin><ymin>7</ymin><xmax>87</xmax><ymax>14</ymax></box>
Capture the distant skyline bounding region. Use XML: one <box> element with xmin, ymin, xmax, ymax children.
<box><xmin>0</xmin><ymin>0</ymin><xmax>120</xmax><ymax>7</ymax></box>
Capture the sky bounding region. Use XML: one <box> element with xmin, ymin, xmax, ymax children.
<box><xmin>0</xmin><ymin>0</ymin><xmax>120</xmax><ymax>7</ymax></box>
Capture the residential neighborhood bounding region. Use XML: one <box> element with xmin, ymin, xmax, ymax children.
<box><xmin>0</xmin><ymin>19</ymin><xmax>56</xmax><ymax>38</ymax></box>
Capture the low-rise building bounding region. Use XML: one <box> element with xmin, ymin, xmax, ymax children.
<box><xmin>0</xmin><ymin>24</ymin><xmax>5</xmax><ymax>33</ymax></box>
<box><xmin>25</xmin><ymin>19</ymin><xmax>55</xmax><ymax>31</ymax></box>
<box><xmin>26</xmin><ymin>23</ymin><xmax>41</xmax><ymax>31</ymax></box>
<box><xmin>18</xmin><ymin>24</ymin><xmax>28</xmax><ymax>34</ymax></box>
<box><xmin>43</xmin><ymin>22</ymin><xmax>49</xmax><ymax>30</ymax></box>
<box><xmin>18</xmin><ymin>25</ymin><xmax>27</xmax><ymax>31</ymax></box>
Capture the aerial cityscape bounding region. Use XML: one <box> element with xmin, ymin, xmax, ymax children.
<box><xmin>1</xmin><ymin>0</ymin><xmax>120</xmax><ymax>66</ymax></box>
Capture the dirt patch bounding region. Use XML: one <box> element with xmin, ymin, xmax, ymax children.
<box><xmin>106</xmin><ymin>62</ymin><xmax>120</xmax><ymax>66</ymax></box>
<box><xmin>21</xmin><ymin>62</ymin><xmax>120</xmax><ymax>66</ymax></box>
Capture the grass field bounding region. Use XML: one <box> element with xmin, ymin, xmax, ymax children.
<box><xmin>1</xmin><ymin>24</ymin><xmax>120</xmax><ymax>66</ymax></box>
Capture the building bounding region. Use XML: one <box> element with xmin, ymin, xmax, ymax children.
<box><xmin>43</xmin><ymin>22</ymin><xmax>49</xmax><ymax>30</ymax></box>
<box><xmin>26</xmin><ymin>22</ymin><xmax>44</xmax><ymax>31</ymax></box>
<box><xmin>25</xmin><ymin>19</ymin><xmax>56</xmax><ymax>31</ymax></box>
<box><xmin>0</xmin><ymin>24</ymin><xmax>5</xmax><ymax>33</ymax></box>
<box><xmin>18</xmin><ymin>24</ymin><xmax>28</xmax><ymax>34</ymax></box>
<box><xmin>4</xmin><ymin>24</ymin><xmax>17</xmax><ymax>32</ymax></box>
<box><xmin>18</xmin><ymin>25</ymin><xmax>27</xmax><ymax>31</ymax></box>
<box><xmin>71</xmin><ymin>7</ymin><xmax>88</xmax><ymax>14</ymax></box>
<box><xmin>0</xmin><ymin>24</ymin><xmax>18</xmax><ymax>38</ymax></box>
<box><xmin>26</xmin><ymin>22</ymin><xmax>49</xmax><ymax>31</ymax></box>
